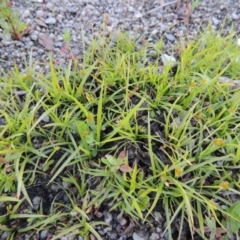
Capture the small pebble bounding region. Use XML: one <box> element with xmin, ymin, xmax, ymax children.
<box><xmin>149</xmin><ymin>233</ymin><xmax>160</xmax><ymax>240</ymax></box>
<box><xmin>45</xmin><ymin>17</ymin><xmax>57</xmax><ymax>24</ymax></box>
<box><xmin>161</xmin><ymin>54</ymin><xmax>176</xmax><ymax>67</ymax></box>
<box><xmin>1</xmin><ymin>230</ymin><xmax>10</xmax><ymax>240</ymax></box>
<box><xmin>117</xmin><ymin>214</ymin><xmax>128</xmax><ymax>226</ymax></box>
<box><xmin>165</xmin><ymin>34</ymin><xmax>175</xmax><ymax>42</ymax></box>
<box><xmin>32</xmin><ymin>196</ymin><xmax>42</xmax><ymax>210</ymax></box>
<box><xmin>22</xmin><ymin>9</ymin><xmax>31</xmax><ymax>18</ymax></box>
<box><xmin>40</xmin><ymin>229</ymin><xmax>49</xmax><ymax>239</ymax></box>
<box><xmin>133</xmin><ymin>232</ymin><xmax>147</xmax><ymax>240</ymax></box>
<box><xmin>36</xmin><ymin>10</ymin><xmax>45</xmax><ymax>18</ymax></box>
<box><xmin>62</xmin><ymin>181</ymin><xmax>71</xmax><ymax>189</ymax></box>
<box><xmin>46</xmin><ymin>2</ymin><xmax>53</xmax><ymax>9</ymax></box>
<box><xmin>104</xmin><ymin>212</ymin><xmax>113</xmax><ymax>224</ymax></box>
<box><xmin>232</xmin><ymin>13</ymin><xmax>239</xmax><ymax>20</ymax></box>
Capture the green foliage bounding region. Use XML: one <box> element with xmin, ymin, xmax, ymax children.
<box><xmin>0</xmin><ymin>0</ymin><xmax>30</xmax><ymax>40</ymax></box>
<box><xmin>63</xmin><ymin>29</ymin><xmax>71</xmax><ymax>44</ymax></box>
<box><xmin>0</xmin><ymin>28</ymin><xmax>240</xmax><ymax>239</ymax></box>
<box><xmin>226</xmin><ymin>201</ymin><xmax>240</xmax><ymax>234</ymax></box>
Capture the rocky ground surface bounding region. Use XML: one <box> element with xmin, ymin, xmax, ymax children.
<box><xmin>1</xmin><ymin>0</ymin><xmax>240</xmax><ymax>73</ymax></box>
<box><xmin>0</xmin><ymin>0</ymin><xmax>240</xmax><ymax>239</ymax></box>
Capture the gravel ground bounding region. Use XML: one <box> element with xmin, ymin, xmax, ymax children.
<box><xmin>1</xmin><ymin>0</ymin><xmax>240</xmax><ymax>73</ymax></box>
<box><xmin>0</xmin><ymin>0</ymin><xmax>240</xmax><ymax>239</ymax></box>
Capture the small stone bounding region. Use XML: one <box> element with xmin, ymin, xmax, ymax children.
<box><xmin>161</xmin><ymin>54</ymin><xmax>176</xmax><ymax>67</ymax></box>
<box><xmin>70</xmin><ymin>211</ymin><xmax>78</xmax><ymax>217</ymax></box>
<box><xmin>165</xmin><ymin>34</ymin><xmax>175</xmax><ymax>42</ymax></box>
<box><xmin>153</xmin><ymin>211</ymin><xmax>163</xmax><ymax>221</ymax></box>
<box><xmin>133</xmin><ymin>232</ymin><xmax>147</xmax><ymax>240</ymax></box>
<box><xmin>25</xmin><ymin>41</ymin><xmax>34</xmax><ymax>49</ymax></box>
<box><xmin>61</xmin><ymin>236</ymin><xmax>76</xmax><ymax>240</ymax></box>
<box><xmin>43</xmin><ymin>114</ymin><xmax>50</xmax><ymax>122</ymax></box>
<box><xmin>2</xmin><ymin>34</ymin><xmax>12</xmax><ymax>41</ymax></box>
<box><xmin>67</xmin><ymin>7</ymin><xmax>78</xmax><ymax>13</ymax></box>
<box><xmin>134</xmin><ymin>12</ymin><xmax>143</xmax><ymax>19</ymax></box>
<box><xmin>56</xmin><ymin>14</ymin><xmax>63</xmax><ymax>22</ymax></box>
<box><xmin>128</xmin><ymin>6</ymin><xmax>135</xmax><ymax>12</ymax></box>
<box><xmin>62</xmin><ymin>181</ymin><xmax>71</xmax><ymax>189</ymax></box>
<box><xmin>54</xmin><ymin>42</ymin><xmax>63</xmax><ymax>47</ymax></box>
<box><xmin>1</xmin><ymin>230</ymin><xmax>10</xmax><ymax>240</ymax></box>
<box><xmin>212</xmin><ymin>17</ymin><xmax>219</xmax><ymax>25</ymax></box>
<box><xmin>117</xmin><ymin>214</ymin><xmax>128</xmax><ymax>226</ymax></box>
<box><xmin>232</xmin><ymin>13</ymin><xmax>239</xmax><ymax>20</ymax></box>
<box><xmin>30</xmin><ymin>34</ymin><xmax>38</xmax><ymax>41</ymax></box>
<box><xmin>40</xmin><ymin>229</ymin><xmax>49</xmax><ymax>239</ymax></box>
<box><xmin>149</xmin><ymin>233</ymin><xmax>160</xmax><ymax>240</ymax></box>
<box><xmin>219</xmin><ymin>5</ymin><xmax>226</xmax><ymax>10</ymax></box>
<box><xmin>107</xmin><ymin>231</ymin><xmax>118</xmax><ymax>239</ymax></box>
<box><xmin>36</xmin><ymin>10</ymin><xmax>45</xmax><ymax>18</ymax></box>
<box><xmin>103</xmin><ymin>226</ymin><xmax>112</xmax><ymax>233</ymax></box>
<box><xmin>46</xmin><ymin>2</ymin><xmax>53</xmax><ymax>9</ymax></box>
<box><xmin>37</xmin><ymin>49</ymin><xmax>45</xmax><ymax>54</ymax></box>
<box><xmin>22</xmin><ymin>9</ymin><xmax>31</xmax><ymax>18</ymax></box>
<box><xmin>156</xmin><ymin>12</ymin><xmax>162</xmax><ymax>19</ymax></box>
<box><xmin>45</xmin><ymin>17</ymin><xmax>57</xmax><ymax>24</ymax></box>
<box><xmin>160</xmin><ymin>23</ymin><xmax>168</xmax><ymax>33</ymax></box>
<box><xmin>115</xmin><ymin>8</ymin><xmax>123</xmax><ymax>14</ymax></box>
<box><xmin>151</xmin><ymin>29</ymin><xmax>158</xmax><ymax>36</ymax></box>
<box><xmin>104</xmin><ymin>212</ymin><xmax>113</xmax><ymax>224</ymax></box>
<box><xmin>32</xmin><ymin>196</ymin><xmax>42</xmax><ymax>210</ymax></box>
<box><xmin>2</xmin><ymin>41</ymin><xmax>14</xmax><ymax>46</ymax></box>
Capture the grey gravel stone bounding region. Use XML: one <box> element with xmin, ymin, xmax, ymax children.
<box><xmin>153</xmin><ymin>211</ymin><xmax>163</xmax><ymax>221</ymax></box>
<box><xmin>36</xmin><ymin>10</ymin><xmax>45</xmax><ymax>18</ymax></box>
<box><xmin>133</xmin><ymin>232</ymin><xmax>147</xmax><ymax>240</ymax></box>
<box><xmin>45</xmin><ymin>17</ymin><xmax>57</xmax><ymax>24</ymax></box>
<box><xmin>32</xmin><ymin>196</ymin><xmax>42</xmax><ymax>210</ymax></box>
<box><xmin>22</xmin><ymin>9</ymin><xmax>31</xmax><ymax>18</ymax></box>
<box><xmin>212</xmin><ymin>17</ymin><xmax>219</xmax><ymax>25</ymax></box>
<box><xmin>40</xmin><ymin>229</ymin><xmax>49</xmax><ymax>239</ymax></box>
<box><xmin>104</xmin><ymin>211</ymin><xmax>113</xmax><ymax>224</ymax></box>
<box><xmin>232</xmin><ymin>13</ymin><xmax>239</xmax><ymax>20</ymax></box>
<box><xmin>46</xmin><ymin>2</ymin><xmax>54</xmax><ymax>9</ymax></box>
<box><xmin>150</xmin><ymin>232</ymin><xmax>160</xmax><ymax>240</ymax></box>
<box><xmin>107</xmin><ymin>231</ymin><xmax>118</xmax><ymax>239</ymax></box>
<box><xmin>1</xmin><ymin>230</ymin><xmax>10</xmax><ymax>240</ymax></box>
<box><xmin>30</xmin><ymin>33</ymin><xmax>38</xmax><ymax>41</ymax></box>
<box><xmin>61</xmin><ymin>235</ymin><xmax>76</xmax><ymax>240</ymax></box>
<box><xmin>156</xmin><ymin>227</ymin><xmax>162</xmax><ymax>233</ymax></box>
<box><xmin>67</xmin><ymin>7</ymin><xmax>78</xmax><ymax>13</ymax></box>
<box><xmin>117</xmin><ymin>216</ymin><xmax>127</xmax><ymax>226</ymax></box>
<box><xmin>161</xmin><ymin>54</ymin><xmax>176</xmax><ymax>67</ymax></box>
<box><xmin>165</xmin><ymin>33</ymin><xmax>175</xmax><ymax>42</ymax></box>
<box><xmin>54</xmin><ymin>41</ymin><xmax>63</xmax><ymax>47</ymax></box>
<box><xmin>103</xmin><ymin>226</ymin><xmax>112</xmax><ymax>233</ymax></box>
<box><xmin>62</xmin><ymin>181</ymin><xmax>72</xmax><ymax>189</ymax></box>
<box><xmin>42</xmin><ymin>114</ymin><xmax>50</xmax><ymax>122</ymax></box>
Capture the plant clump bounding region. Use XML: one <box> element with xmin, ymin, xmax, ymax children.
<box><xmin>0</xmin><ymin>29</ymin><xmax>240</xmax><ymax>239</ymax></box>
<box><xmin>0</xmin><ymin>0</ymin><xmax>30</xmax><ymax>40</ymax></box>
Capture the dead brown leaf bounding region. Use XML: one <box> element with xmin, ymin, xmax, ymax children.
<box><xmin>119</xmin><ymin>164</ymin><xmax>133</xmax><ymax>173</ymax></box>
<box><xmin>118</xmin><ymin>149</ymin><xmax>126</xmax><ymax>159</ymax></box>
<box><xmin>38</xmin><ymin>33</ymin><xmax>54</xmax><ymax>50</ymax></box>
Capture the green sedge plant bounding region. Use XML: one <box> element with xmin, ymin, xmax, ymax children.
<box><xmin>0</xmin><ymin>28</ymin><xmax>240</xmax><ymax>240</ymax></box>
<box><xmin>0</xmin><ymin>0</ymin><xmax>30</xmax><ymax>40</ymax></box>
